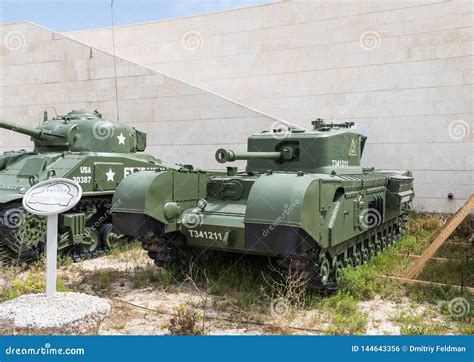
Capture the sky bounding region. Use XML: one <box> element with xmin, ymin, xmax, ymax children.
<box><xmin>0</xmin><ymin>0</ymin><xmax>268</xmax><ymax>32</ymax></box>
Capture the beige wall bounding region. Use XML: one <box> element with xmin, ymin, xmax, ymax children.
<box><xmin>66</xmin><ymin>0</ymin><xmax>474</xmax><ymax>212</ymax></box>
<box><xmin>0</xmin><ymin>22</ymin><xmax>282</xmax><ymax>170</ymax></box>
<box><xmin>0</xmin><ymin>0</ymin><xmax>472</xmax><ymax>212</ymax></box>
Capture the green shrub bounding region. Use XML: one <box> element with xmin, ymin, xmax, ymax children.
<box><xmin>338</xmin><ymin>265</ymin><xmax>378</xmax><ymax>299</ymax></box>
<box><xmin>167</xmin><ymin>305</ymin><xmax>204</xmax><ymax>335</ymax></box>
<box><xmin>397</xmin><ymin>311</ymin><xmax>449</xmax><ymax>335</ymax></box>
<box><xmin>323</xmin><ymin>292</ymin><xmax>368</xmax><ymax>335</ymax></box>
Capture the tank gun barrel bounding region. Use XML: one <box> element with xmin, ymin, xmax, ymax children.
<box><xmin>215</xmin><ymin>148</ymin><xmax>284</xmax><ymax>163</ymax></box>
<box><xmin>0</xmin><ymin>120</ymin><xmax>64</xmax><ymax>140</ymax></box>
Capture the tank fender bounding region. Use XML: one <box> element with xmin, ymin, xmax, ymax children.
<box><xmin>112</xmin><ymin>170</ymin><xmax>209</xmax><ymax>235</ymax></box>
<box><xmin>113</xmin><ymin>171</ymin><xmax>169</xmax><ymax>218</ymax></box>
<box><xmin>244</xmin><ymin>173</ymin><xmax>321</xmax><ymax>245</ymax></box>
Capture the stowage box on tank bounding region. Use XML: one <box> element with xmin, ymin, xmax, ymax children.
<box><xmin>112</xmin><ymin>119</ymin><xmax>414</xmax><ymax>289</ymax></box>
<box><xmin>0</xmin><ymin>109</ymin><xmax>181</xmax><ymax>264</ymax></box>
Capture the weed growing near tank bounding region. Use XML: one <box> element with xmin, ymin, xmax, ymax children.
<box><xmin>0</xmin><ymin>272</ymin><xmax>68</xmax><ymax>302</ymax></box>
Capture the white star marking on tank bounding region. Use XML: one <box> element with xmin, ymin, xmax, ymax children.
<box><xmin>105</xmin><ymin>168</ymin><xmax>115</xmax><ymax>182</ymax></box>
<box><xmin>117</xmin><ymin>133</ymin><xmax>126</xmax><ymax>145</ymax></box>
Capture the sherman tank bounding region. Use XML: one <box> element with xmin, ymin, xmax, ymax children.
<box><xmin>0</xmin><ymin>109</ymin><xmax>178</xmax><ymax>264</ymax></box>
<box><xmin>111</xmin><ymin>119</ymin><xmax>414</xmax><ymax>289</ymax></box>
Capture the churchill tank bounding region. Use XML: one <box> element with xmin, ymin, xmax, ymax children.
<box><xmin>111</xmin><ymin>119</ymin><xmax>414</xmax><ymax>289</ymax></box>
<box><xmin>0</xmin><ymin>109</ymin><xmax>178</xmax><ymax>265</ymax></box>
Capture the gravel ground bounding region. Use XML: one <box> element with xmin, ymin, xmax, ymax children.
<box><xmin>358</xmin><ymin>295</ymin><xmax>403</xmax><ymax>335</ymax></box>
<box><xmin>0</xmin><ymin>248</ymin><xmax>460</xmax><ymax>335</ymax></box>
<box><xmin>0</xmin><ymin>292</ymin><xmax>111</xmax><ymax>335</ymax></box>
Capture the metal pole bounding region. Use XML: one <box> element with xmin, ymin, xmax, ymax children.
<box><xmin>45</xmin><ymin>214</ymin><xmax>58</xmax><ymax>297</ymax></box>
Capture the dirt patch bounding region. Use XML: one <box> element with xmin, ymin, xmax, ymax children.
<box><xmin>68</xmin><ymin>251</ymin><xmax>457</xmax><ymax>335</ymax></box>
<box><xmin>358</xmin><ymin>295</ymin><xmax>457</xmax><ymax>335</ymax></box>
<box><xmin>358</xmin><ymin>295</ymin><xmax>404</xmax><ymax>335</ymax></box>
<box><xmin>70</xmin><ymin>249</ymin><xmax>152</xmax><ymax>273</ymax></box>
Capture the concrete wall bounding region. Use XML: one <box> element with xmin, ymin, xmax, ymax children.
<box><xmin>0</xmin><ymin>22</ymin><xmax>283</xmax><ymax>169</ymax></box>
<box><xmin>67</xmin><ymin>0</ymin><xmax>473</xmax><ymax>212</ymax></box>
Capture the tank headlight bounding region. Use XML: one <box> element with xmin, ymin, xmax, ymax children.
<box><xmin>164</xmin><ymin>202</ymin><xmax>180</xmax><ymax>220</ymax></box>
<box><xmin>197</xmin><ymin>198</ymin><xmax>207</xmax><ymax>210</ymax></box>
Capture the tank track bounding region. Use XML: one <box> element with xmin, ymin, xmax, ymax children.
<box><xmin>0</xmin><ymin>196</ymin><xmax>128</xmax><ymax>267</ymax></box>
<box><xmin>141</xmin><ymin>233</ymin><xmax>209</xmax><ymax>269</ymax></box>
<box><xmin>278</xmin><ymin>213</ymin><xmax>406</xmax><ymax>291</ymax></box>
<box><xmin>141</xmin><ymin>213</ymin><xmax>407</xmax><ymax>292</ymax></box>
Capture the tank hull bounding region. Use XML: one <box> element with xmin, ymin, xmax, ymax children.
<box><xmin>112</xmin><ymin>168</ymin><xmax>413</xmax><ymax>288</ymax></box>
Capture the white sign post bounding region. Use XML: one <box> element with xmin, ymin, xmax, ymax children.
<box><xmin>22</xmin><ymin>178</ymin><xmax>82</xmax><ymax>297</ymax></box>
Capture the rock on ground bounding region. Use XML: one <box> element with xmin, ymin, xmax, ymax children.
<box><xmin>0</xmin><ymin>292</ymin><xmax>111</xmax><ymax>335</ymax></box>
<box><xmin>358</xmin><ymin>295</ymin><xmax>402</xmax><ymax>335</ymax></box>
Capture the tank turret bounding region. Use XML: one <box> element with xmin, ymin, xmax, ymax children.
<box><xmin>0</xmin><ymin>109</ymin><xmax>147</xmax><ymax>153</ymax></box>
<box><xmin>0</xmin><ymin>108</ymin><xmax>170</xmax><ymax>266</ymax></box>
<box><xmin>216</xmin><ymin>119</ymin><xmax>366</xmax><ymax>175</ymax></box>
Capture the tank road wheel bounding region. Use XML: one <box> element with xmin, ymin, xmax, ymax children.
<box><xmin>393</xmin><ymin>226</ymin><xmax>400</xmax><ymax>244</ymax></box>
<box><xmin>82</xmin><ymin>228</ymin><xmax>101</xmax><ymax>253</ymax></box>
<box><xmin>390</xmin><ymin>227</ymin><xmax>398</xmax><ymax>246</ymax></box>
<box><xmin>377</xmin><ymin>242</ymin><xmax>383</xmax><ymax>255</ymax></box>
<box><xmin>386</xmin><ymin>232</ymin><xmax>393</xmax><ymax>246</ymax></box>
<box><xmin>368</xmin><ymin>240</ymin><xmax>376</xmax><ymax>259</ymax></box>
<box><xmin>335</xmin><ymin>261</ymin><xmax>345</xmax><ymax>282</ymax></box>
<box><xmin>374</xmin><ymin>239</ymin><xmax>382</xmax><ymax>256</ymax></box>
<box><xmin>353</xmin><ymin>251</ymin><xmax>362</xmax><ymax>267</ymax></box>
<box><xmin>319</xmin><ymin>255</ymin><xmax>331</xmax><ymax>285</ymax></box>
<box><xmin>100</xmin><ymin>223</ymin><xmax>126</xmax><ymax>250</ymax></box>
<box><xmin>398</xmin><ymin>214</ymin><xmax>406</xmax><ymax>235</ymax></box>
<box><xmin>392</xmin><ymin>229</ymin><xmax>399</xmax><ymax>244</ymax></box>
<box><xmin>393</xmin><ymin>230</ymin><xmax>399</xmax><ymax>244</ymax></box>
<box><xmin>362</xmin><ymin>249</ymin><xmax>370</xmax><ymax>264</ymax></box>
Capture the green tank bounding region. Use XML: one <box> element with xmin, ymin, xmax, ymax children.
<box><xmin>111</xmin><ymin>119</ymin><xmax>414</xmax><ymax>289</ymax></box>
<box><xmin>0</xmin><ymin>109</ymin><xmax>179</xmax><ymax>264</ymax></box>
